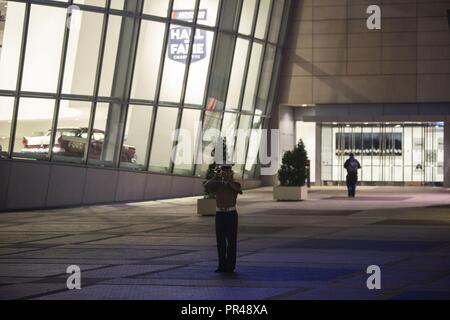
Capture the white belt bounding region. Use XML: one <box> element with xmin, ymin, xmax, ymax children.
<box><xmin>216</xmin><ymin>207</ymin><xmax>236</xmax><ymax>212</ymax></box>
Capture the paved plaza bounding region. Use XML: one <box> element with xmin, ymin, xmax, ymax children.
<box><xmin>0</xmin><ymin>186</ymin><xmax>449</xmax><ymax>300</ymax></box>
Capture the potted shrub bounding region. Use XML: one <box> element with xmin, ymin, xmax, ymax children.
<box><xmin>274</xmin><ymin>139</ymin><xmax>309</xmax><ymax>201</ymax></box>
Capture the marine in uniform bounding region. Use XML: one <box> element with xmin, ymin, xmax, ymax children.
<box><xmin>204</xmin><ymin>164</ymin><xmax>243</xmax><ymax>273</ymax></box>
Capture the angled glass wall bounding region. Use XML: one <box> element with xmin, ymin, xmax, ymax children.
<box><xmin>0</xmin><ymin>0</ymin><xmax>291</xmax><ymax>179</ymax></box>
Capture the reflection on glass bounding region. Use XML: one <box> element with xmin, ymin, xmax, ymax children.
<box><xmin>14</xmin><ymin>98</ymin><xmax>55</xmax><ymax>160</ymax></box>
<box><xmin>53</xmin><ymin>100</ymin><xmax>92</xmax><ymax>163</ymax></box>
<box><xmin>120</xmin><ymin>105</ymin><xmax>153</xmax><ymax>170</ymax></box>
<box><xmin>21</xmin><ymin>5</ymin><xmax>66</xmax><ymax>93</ymax></box>
<box><xmin>0</xmin><ymin>1</ymin><xmax>26</xmax><ymax>90</ymax></box>
<box><xmin>149</xmin><ymin>107</ymin><xmax>179</xmax><ymax>173</ymax></box>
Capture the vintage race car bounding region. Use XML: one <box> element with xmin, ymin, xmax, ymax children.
<box><xmin>21</xmin><ymin>127</ymin><xmax>137</xmax><ymax>163</ymax></box>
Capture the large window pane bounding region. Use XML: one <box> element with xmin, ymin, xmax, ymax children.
<box><xmin>149</xmin><ymin>107</ymin><xmax>179</xmax><ymax>173</ymax></box>
<box><xmin>62</xmin><ymin>10</ymin><xmax>103</xmax><ymax>96</ymax></box>
<box><xmin>98</xmin><ymin>15</ymin><xmax>122</xmax><ymax>97</ymax></box>
<box><xmin>221</xmin><ymin>112</ymin><xmax>238</xmax><ymax>158</ymax></box>
<box><xmin>198</xmin><ymin>0</ymin><xmax>220</xmax><ymax>27</ymax></box>
<box><xmin>265</xmin><ymin>51</ymin><xmax>281</xmax><ymax>116</ymax></box>
<box><xmin>184</xmin><ymin>30</ymin><xmax>214</xmax><ymax>106</ymax></box>
<box><xmin>13</xmin><ymin>98</ymin><xmax>55</xmax><ymax>160</ymax></box>
<box><xmin>238</xmin><ymin>0</ymin><xmax>258</xmax><ymax>36</ymax></box>
<box><xmin>194</xmin><ymin>110</ymin><xmax>223</xmax><ymax>177</ymax></box>
<box><xmin>21</xmin><ymin>5</ymin><xmax>66</xmax><ymax>93</ymax></box>
<box><xmin>225</xmin><ymin>38</ymin><xmax>249</xmax><ymax>111</ymax></box>
<box><xmin>255</xmin><ymin>0</ymin><xmax>272</xmax><ymax>39</ymax></box>
<box><xmin>131</xmin><ymin>21</ymin><xmax>166</xmax><ymax>101</ymax></box>
<box><xmin>172</xmin><ymin>0</ymin><xmax>196</xmax><ymax>23</ymax></box>
<box><xmin>53</xmin><ymin>100</ymin><xmax>92</xmax><ymax>163</ymax></box>
<box><xmin>120</xmin><ymin>105</ymin><xmax>153</xmax><ymax>170</ymax></box>
<box><xmin>244</xmin><ymin>115</ymin><xmax>263</xmax><ymax>178</ymax></box>
<box><xmin>110</xmin><ymin>0</ymin><xmax>125</xmax><ymax>10</ymax></box>
<box><xmin>159</xmin><ymin>24</ymin><xmax>192</xmax><ymax>104</ymax></box>
<box><xmin>233</xmin><ymin>114</ymin><xmax>252</xmax><ymax>177</ymax></box>
<box><xmin>256</xmin><ymin>44</ymin><xmax>275</xmax><ymax>113</ymax></box>
<box><xmin>173</xmin><ymin>108</ymin><xmax>201</xmax><ymax>175</ymax></box>
<box><xmin>0</xmin><ymin>1</ymin><xmax>25</xmax><ymax>90</ymax></box>
<box><xmin>143</xmin><ymin>0</ymin><xmax>170</xmax><ymax>17</ymax></box>
<box><xmin>0</xmin><ymin>97</ymin><xmax>14</xmax><ymax>156</ymax></box>
<box><xmin>74</xmin><ymin>0</ymin><xmax>106</xmax><ymax>7</ymax></box>
<box><xmin>205</xmin><ymin>33</ymin><xmax>234</xmax><ymax>112</ymax></box>
<box><xmin>88</xmin><ymin>102</ymin><xmax>124</xmax><ymax>167</ymax></box>
<box><xmin>242</xmin><ymin>42</ymin><xmax>263</xmax><ymax>112</ymax></box>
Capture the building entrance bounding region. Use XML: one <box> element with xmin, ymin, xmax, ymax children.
<box><xmin>321</xmin><ymin>122</ymin><xmax>444</xmax><ymax>185</ymax></box>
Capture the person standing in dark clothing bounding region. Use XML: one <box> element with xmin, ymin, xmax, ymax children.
<box><xmin>344</xmin><ymin>153</ymin><xmax>361</xmax><ymax>198</ymax></box>
<box><xmin>204</xmin><ymin>164</ymin><xmax>242</xmax><ymax>273</ymax></box>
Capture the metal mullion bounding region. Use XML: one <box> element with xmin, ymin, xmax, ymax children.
<box><xmin>8</xmin><ymin>1</ymin><xmax>30</xmax><ymax>158</ymax></box>
<box><xmin>144</xmin><ymin>0</ymin><xmax>175</xmax><ymax>171</ymax></box>
<box><xmin>48</xmin><ymin>0</ymin><xmax>75</xmax><ymax>161</ymax></box>
<box><xmin>116</xmin><ymin>0</ymin><xmax>145</xmax><ymax>169</ymax></box>
<box><xmin>170</xmin><ymin>0</ymin><xmax>201</xmax><ymax>175</ymax></box>
<box><xmin>0</xmin><ymin>90</ymin><xmax>15</xmax><ymax>97</ymax></box>
<box><xmin>192</xmin><ymin>0</ymin><xmax>225</xmax><ymax>177</ymax></box>
<box><xmin>83</xmin><ymin>0</ymin><xmax>111</xmax><ymax>164</ymax></box>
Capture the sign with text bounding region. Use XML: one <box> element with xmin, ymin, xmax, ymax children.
<box><xmin>168</xmin><ymin>10</ymin><xmax>207</xmax><ymax>64</ymax></box>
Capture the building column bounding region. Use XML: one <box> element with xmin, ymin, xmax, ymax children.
<box><xmin>444</xmin><ymin>122</ymin><xmax>450</xmax><ymax>188</ymax></box>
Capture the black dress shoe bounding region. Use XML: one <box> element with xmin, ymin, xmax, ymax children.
<box><xmin>223</xmin><ymin>269</ymin><xmax>235</xmax><ymax>273</ymax></box>
<box><xmin>214</xmin><ymin>269</ymin><xmax>225</xmax><ymax>273</ymax></box>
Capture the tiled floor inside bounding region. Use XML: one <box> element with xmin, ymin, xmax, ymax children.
<box><xmin>0</xmin><ymin>186</ymin><xmax>449</xmax><ymax>300</ymax></box>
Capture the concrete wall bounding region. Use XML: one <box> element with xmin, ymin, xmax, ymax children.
<box><xmin>280</xmin><ymin>0</ymin><xmax>450</xmax><ymax>105</ymax></box>
<box><xmin>0</xmin><ymin>160</ymin><xmax>262</xmax><ymax>212</ymax></box>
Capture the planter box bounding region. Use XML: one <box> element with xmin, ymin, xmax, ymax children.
<box><xmin>274</xmin><ymin>185</ymin><xmax>308</xmax><ymax>201</ymax></box>
<box><xmin>197</xmin><ymin>198</ymin><xmax>216</xmax><ymax>216</ymax></box>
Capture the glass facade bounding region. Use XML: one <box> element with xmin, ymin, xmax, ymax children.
<box><xmin>321</xmin><ymin>123</ymin><xmax>445</xmax><ymax>185</ymax></box>
<box><xmin>0</xmin><ymin>0</ymin><xmax>291</xmax><ymax>178</ymax></box>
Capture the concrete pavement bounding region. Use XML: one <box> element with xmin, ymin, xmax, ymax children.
<box><xmin>0</xmin><ymin>186</ymin><xmax>449</xmax><ymax>300</ymax></box>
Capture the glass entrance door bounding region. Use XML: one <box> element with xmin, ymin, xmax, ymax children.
<box><xmin>321</xmin><ymin>122</ymin><xmax>444</xmax><ymax>185</ymax></box>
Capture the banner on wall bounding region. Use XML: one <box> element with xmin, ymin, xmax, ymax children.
<box><xmin>168</xmin><ymin>10</ymin><xmax>207</xmax><ymax>64</ymax></box>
